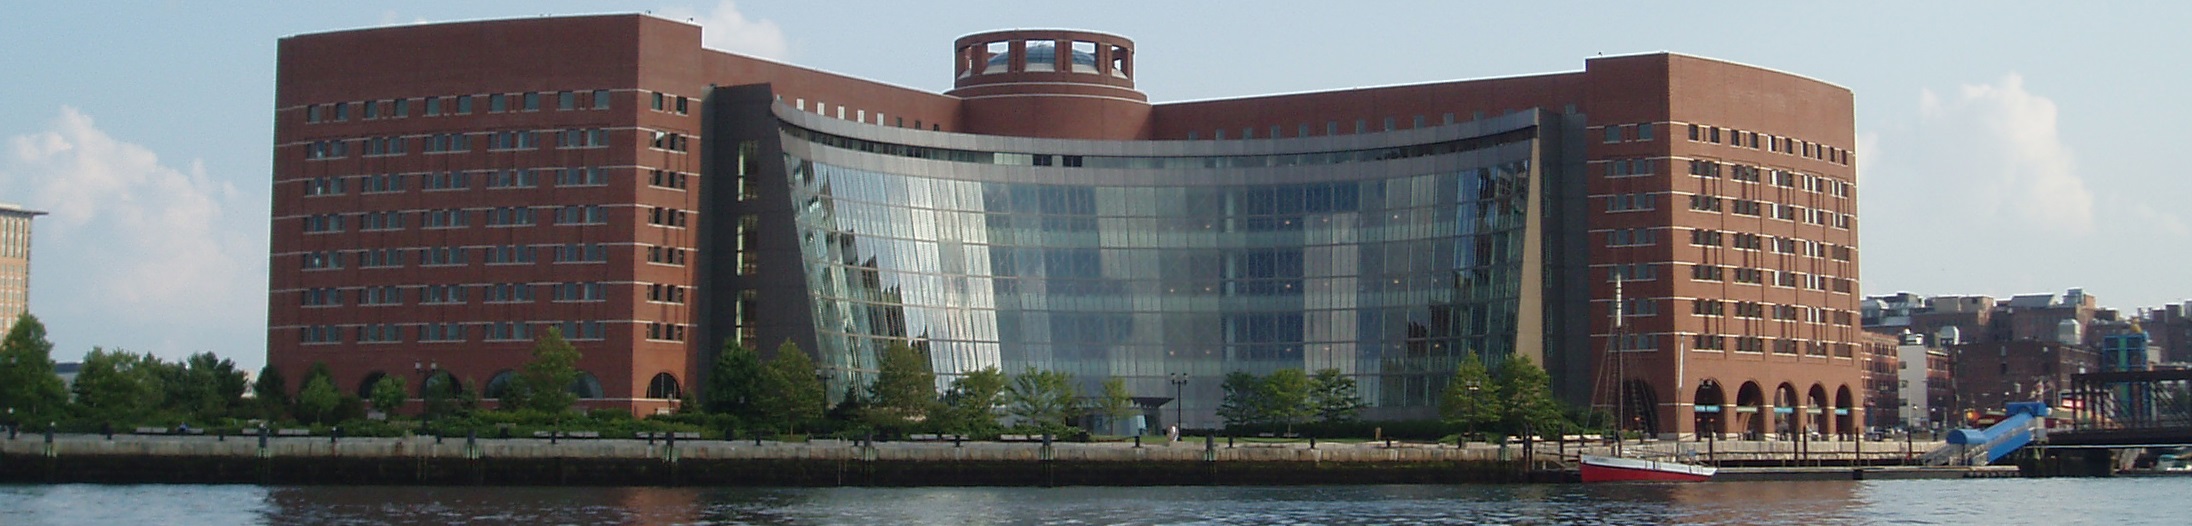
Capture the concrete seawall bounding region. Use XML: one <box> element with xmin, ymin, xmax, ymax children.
<box><xmin>0</xmin><ymin>434</ymin><xmax>1944</xmax><ymax>486</ymax></box>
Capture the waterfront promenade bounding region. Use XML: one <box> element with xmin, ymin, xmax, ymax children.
<box><xmin>0</xmin><ymin>432</ymin><xmax>1945</xmax><ymax>486</ymax></box>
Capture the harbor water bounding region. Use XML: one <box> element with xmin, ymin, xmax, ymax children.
<box><xmin>5</xmin><ymin>477</ymin><xmax>2190</xmax><ymax>525</ymax></box>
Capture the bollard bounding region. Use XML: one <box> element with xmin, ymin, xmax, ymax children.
<box><xmin>1309</xmin><ymin>436</ymin><xmax>1316</xmax><ymax>450</ymax></box>
<box><xmin>667</xmin><ymin>430</ymin><xmax>677</xmax><ymax>450</ymax></box>
<box><xmin>258</xmin><ymin>425</ymin><xmax>269</xmax><ymax>448</ymax></box>
<box><xmin>332</xmin><ymin>426</ymin><xmax>341</xmax><ymax>445</ymax></box>
<box><xmin>954</xmin><ymin>434</ymin><xmax>962</xmax><ymax>448</ymax></box>
<box><xmin>1134</xmin><ymin>435</ymin><xmax>1142</xmax><ymax>448</ymax></box>
<box><xmin>754</xmin><ymin>432</ymin><xmax>762</xmax><ymax>447</ymax></box>
<box><xmin>218</xmin><ymin>429</ymin><xmax>225</xmax><ymax>442</ymax></box>
<box><xmin>1227</xmin><ymin>435</ymin><xmax>1235</xmax><ymax>448</ymax></box>
<box><xmin>47</xmin><ymin>422</ymin><xmax>56</xmax><ymax>444</ymax></box>
<box><xmin>103</xmin><ymin>422</ymin><xmax>113</xmax><ymax>440</ymax></box>
<box><xmin>647</xmin><ymin>431</ymin><xmax>656</xmax><ymax>446</ymax></box>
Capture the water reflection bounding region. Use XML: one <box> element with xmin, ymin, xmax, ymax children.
<box><xmin>4</xmin><ymin>478</ymin><xmax>2188</xmax><ymax>526</ymax></box>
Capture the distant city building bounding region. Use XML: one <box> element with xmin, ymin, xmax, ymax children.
<box><xmin>1890</xmin><ymin>330</ymin><xmax>1952</xmax><ymax>429</ymax></box>
<box><xmin>0</xmin><ymin>203</ymin><xmax>42</xmax><ymax>335</ymax></box>
<box><xmin>1860</xmin><ymin>330</ymin><xmax>1900</xmax><ymax>430</ymax></box>
<box><xmin>54</xmin><ymin>361</ymin><xmax>80</xmax><ymax>386</ymax></box>
<box><xmin>2099</xmin><ymin>329</ymin><xmax>2155</xmax><ymax>372</ymax></box>
<box><xmin>1949</xmin><ymin>340</ymin><xmax>2095</xmax><ymax>417</ymax></box>
<box><xmin>2139</xmin><ymin>302</ymin><xmax>2192</xmax><ymax>364</ymax></box>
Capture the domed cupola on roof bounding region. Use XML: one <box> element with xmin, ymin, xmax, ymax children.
<box><xmin>947</xmin><ymin>29</ymin><xmax>1152</xmax><ymax>140</ymax></box>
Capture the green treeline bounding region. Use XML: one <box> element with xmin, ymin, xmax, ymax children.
<box><xmin>0</xmin><ymin>310</ymin><xmax>1589</xmax><ymax>440</ymax></box>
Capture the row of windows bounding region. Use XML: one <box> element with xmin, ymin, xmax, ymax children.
<box><xmin>296</xmin><ymin>321</ymin><xmax>616</xmax><ymax>344</ymax></box>
<box><xmin>1686</xmin><ymin>228</ymin><xmax>1855</xmax><ymax>261</ymax></box>
<box><xmin>649</xmin><ymin>131</ymin><xmax>691</xmax><ymax>152</ymax></box>
<box><xmin>298</xmin><ymin>127</ymin><xmax>619</xmax><ymax>160</ymax></box>
<box><xmin>646</xmin><ymin>284</ymin><xmax>688</xmax><ymax>304</ymax></box>
<box><xmin>1686</xmin><ymin>123</ymin><xmax>1851</xmax><ymax>166</ymax></box>
<box><xmin>645</xmin><ymin>322</ymin><xmax>688</xmax><ymax>342</ymax></box>
<box><xmin>785</xmin><ymin>121</ymin><xmax>1536</xmax><ymax>170</ymax></box>
<box><xmin>790</xmin><ymin>97</ymin><xmax>941</xmax><ymax>131</ymax></box>
<box><xmin>1607</xmin><ymin>333</ymin><xmax>1859</xmax><ymax>357</ymax></box>
<box><xmin>648</xmin><ymin>207</ymin><xmax>691</xmax><ymax>227</ymax></box>
<box><xmin>1688</xmin><ymin>159</ymin><xmax>1853</xmax><ymax>198</ymax></box>
<box><xmin>1606</xmin><ymin>228</ymin><xmax>1656</xmax><ymax>247</ymax></box>
<box><xmin>1688</xmin><ymin>194</ymin><xmax>1851</xmax><ymax>228</ymax></box>
<box><xmin>295</xmin><ymin>282</ymin><xmax>612</xmax><ymax>307</ymax></box>
<box><xmin>304</xmin><ymin>90</ymin><xmax>612</xmax><ymax>124</ymax></box>
<box><xmin>1601</xmin><ymin>122</ymin><xmax>1657</xmax><ymax>143</ymax></box>
<box><xmin>1690</xmin><ymin>334</ymin><xmax>1857</xmax><ymax>357</ymax></box>
<box><xmin>296</xmin><ymin>243</ymin><xmax>611</xmax><ymax>270</ymax></box>
<box><xmin>303</xmin><ymin>167</ymin><xmax>615</xmax><ymax>197</ymax></box>
<box><xmin>1605</xmin><ymin>193</ymin><xmax>1655</xmax><ymax>212</ymax></box>
<box><xmin>1690</xmin><ymin>264</ymin><xmax>1854</xmax><ymax>292</ymax></box>
<box><xmin>645</xmin><ymin>246</ymin><xmax>690</xmax><ymax>266</ymax></box>
<box><xmin>1604</xmin><ymin>225</ymin><xmax>1841</xmax><ymax>260</ymax></box>
<box><xmin>648</xmin><ymin>91</ymin><xmax>691</xmax><ymax>115</ymax></box>
<box><xmin>1184</xmin><ymin>111</ymin><xmax>1516</xmax><ymax>141</ymax></box>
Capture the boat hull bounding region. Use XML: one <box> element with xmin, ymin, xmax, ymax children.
<box><xmin>1579</xmin><ymin>454</ymin><xmax>1716</xmax><ymax>483</ymax></box>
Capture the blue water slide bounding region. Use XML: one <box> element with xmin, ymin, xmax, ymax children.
<box><xmin>1941</xmin><ymin>402</ymin><xmax>2051</xmax><ymax>465</ymax></box>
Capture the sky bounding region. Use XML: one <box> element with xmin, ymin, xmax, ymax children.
<box><xmin>1</xmin><ymin>1</ymin><xmax>2188</xmax><ymax>370</ymax></box>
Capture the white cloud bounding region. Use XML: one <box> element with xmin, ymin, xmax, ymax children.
<box><xmin>1912</xmin><ymin>74</ymin><xmax>2091</xmax><ymax>232</ymax></box>
<box><xmin>0</xmin><ymin>107</ymin><xmax>263</xmax><ymax>348</ymax></box>
<box><xmin>662</xmin><ymin>1</ymin><xmax>790</xmax><ymax>60</ymax></box>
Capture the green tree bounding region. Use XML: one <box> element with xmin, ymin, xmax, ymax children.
<box><xmin>160</xmin><ymin>352</ymin><xmax>245</xmax><ymax>421</ymax></box>
<box><xmin>0</xmin><ymin>313</ymin><xmax>68</xmax><ymax>423</ymax></box>
<box><xmin>705</xmin><ymin>340</ymin><xmax>763</xmax><ymax>418</ymax></box>
<box><xmin>1493</xmin><ymin>355</ymin><xmax>1567</xmax><ymax>437</ymax></box>
<box><xmin>754</xmin><ymin>340</ymin><xmax>828</xmax><ymax>433</ymax></box>
<box><xmin>1093</xmin><ymin>377</ymin><xmax>1137</xmax><ymax>435</ymax></box>
<box><xmin>252</xmin><ymin>364</ymin><xmax>290</xmax><ymax>419</ymax></box>
<box><xmin>1308</xmin><ymin>368</ymin><xmax>1362</xmax><ymax>423</ymax></box>
<box><xmin>937</xmin><ymin>366</ymin><xmax>1007</xmax><ymax>437</ymax></box>
<box><xmin>516</xmin><ymin>327</ymin><xmax>583</xmax><ymax>413</ymax></box>
<box><xmin>296</xmin><ymin>374</ymin><xmax>341</xmax><ymax>425</ymax></box>
<box><xmin>1216</xmin><ymin>371</ymin><xmax>1268</xmax><ymax>427</ymax></box>
<box><xmin>369</xmin><ymin>375</ymin><xmax>408</xmax><ymax>415</ymax></box>
<box><xmin>1004</xmin><ymin>367</ymin><xmax>1078</xmax><ymax>432</ymax></box>
<box><xmin>1439</xmin><ymin>351</ymin><xmax>1500</xmax><ymax>439</ymax></box>
<box><xmin>1263</xmin><ymin>368</ymin><xmax>1314</xmax><ymax>432</ymax></box>
<box><xmin>864</xmin><ymin>342</ymin><xmax>937</xmax><ymax>430</ymax></box>
<box><xmin>71</xmin><ymin>348</ymin><xmax>161</xmax><ymax>424</ymax></box>
<box><xmin>420</xmin><ymin>372</ymin><xmax>469</xmax><ymax>418</ymax></box>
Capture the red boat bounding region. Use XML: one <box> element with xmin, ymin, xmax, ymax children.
<box><xmin>1579</xmin><ymin>454</ymin><xmax>1717</xmax><ymax>483</ymax></box>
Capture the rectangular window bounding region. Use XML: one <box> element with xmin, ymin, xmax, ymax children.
<box><xmin>523</xmin><ymin>92</ymin><xmax>540</xmax><ymax>111</ymax></box>
<box><xmin>1604</xmin><ymin>125</ymin><xmax>1622</xmax><ymax>143</ymax></box>
<box><xmin>424</xmin><ymin>97</ymin><xmax>441</xmax><ymax>116</ymax></box>
<box><xmin>456</xmin><ymin>95</ymin><xmax>473</xmax><ymax>114</ymax></box>
<box><xmin>1637</xmin><ymin>123</ymin><xmax>1654</xmax><ymax>141</ymax></box>
<box><xmin>489</xmin><ymin>94</ymin><xmax>506</xmax><ymax>112</ymax></box>
<box><xmin>592</xmin><ymin>89</ymin><xmax>610</xmax><ymax>109</ymax></box>
<box><xmin>558</xmin><ymin>91</ymin><xmax>576</xmax><ymax>110</ymax></box>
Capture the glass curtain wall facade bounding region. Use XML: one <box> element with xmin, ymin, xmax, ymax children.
<box><xmin>735</xmin><ymin>102</ymin><xmax>1555</xmax><ymax>427</ymax></box>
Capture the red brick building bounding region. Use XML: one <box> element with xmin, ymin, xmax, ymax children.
<box><xmin>270</xmin><ymin>15</ymin><xmax>1863</xmax><ymax>431</ymax></box>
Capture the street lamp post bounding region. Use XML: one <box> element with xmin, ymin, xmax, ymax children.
<box><xmin>1167</xmin><ymin>373</ymin><xmax>1189</xmax><ymax>431</ymax></box>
